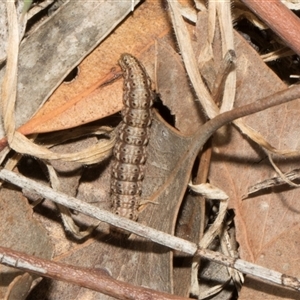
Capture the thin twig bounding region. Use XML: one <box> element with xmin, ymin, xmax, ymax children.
<box><xmin>244</xmin><ymin>168</ymin><xmax>300</xmax><ymax>198</ymax></box>
<box><xmin>211</xmin><ymin>50</ymin><xmax>236</xmax><ymax>106</ymax></box>
<box><xmin>0</xmin><ymin>246</ymin><xmax>189</xmax><ymax>300</ymax></box>
<box><xmin>0</xmin><ymin>167</ymin><xmax>197</xmax><ymax>255</ymax></box>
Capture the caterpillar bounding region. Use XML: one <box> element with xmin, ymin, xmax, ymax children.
<box><xmin>110</xmin><ymin>53</ymin><xmax>154</xmax><ymax>223</ymax></box>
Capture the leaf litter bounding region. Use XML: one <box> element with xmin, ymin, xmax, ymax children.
<box><xmin>1</xmin><ymin>1</ymin><xmax>300</xmax><ymax>300</ymax></box>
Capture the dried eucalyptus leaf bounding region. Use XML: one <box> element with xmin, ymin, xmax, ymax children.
<box><xmin>0</xmin><ymin>1</ymin><xmax>141</xmax><ymax>138</ymax></box>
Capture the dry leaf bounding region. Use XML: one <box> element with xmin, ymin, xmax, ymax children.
<box><xmin>17</xmin><ymin>1</ymin><xmax>171</xmax><ymax>136</ymax></box>
<box><xmin>0</xmin><ymin>1</ymin><xmax>143</xmax><ymax>139</ymax></box>
<box><xmin>189</xmin><ymin>182</ymin><xmax>228</xmax><ymax>200</ymax></box>
<box><xmin>0</xmin><ymin>188</ymin><xmax>53</xmax><ymax>299</ymax></box>
<box><xmin>156</xmin><ymin>42</ymin><xmax>205</xmax><ymax>134</ymax></box>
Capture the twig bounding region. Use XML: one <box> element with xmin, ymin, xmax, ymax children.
<box><xmin>197</xmin><ymin>248</ymin><xmax>300</xmax><ymax>291</ymax></box>
<box><xmin>245</xmin><ymin>168</ymin><xmax>300</xmax><ymax>198</ymax></box>
<box><xmin>211</xmin><ymin>50</ymin><xmax>236</xmax><ymax>106</ymax></box>
<box><xmin>0</xmin><ymin>168</ymin><xmax>300</xmax><ymax>291</ymax></box>
<box><xmin>0</xmin><ymin>167</ymin><xmax>197</xmax><ymax>255</ymax></box>
<box><xmin>0</xmin><ymin>246</ymin><xmax>188</xmax><ymax>300</ymax></box>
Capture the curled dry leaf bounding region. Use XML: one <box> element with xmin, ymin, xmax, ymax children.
<box><xmin>189</xmin><ymin>182</ymin><xmax>229</xmax><ymax>200</ymax></box>
<box><xmin>5</xmin><ymin>127</ymin><xmax>116</xmax><ymax>165</ymax></box>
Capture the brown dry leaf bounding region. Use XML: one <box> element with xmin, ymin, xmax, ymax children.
<box><xmin>156</xmin><ymin>42</ymin><xmax>205</xmax><ymax>134</ymax></box>
<box><xmin>0</xmin><ymin>1</ymin><xmax>138</xmax><ymax>139</ymax></box>
<box><xmin>173</xmin><ymin>192</ymin><xmax>203</xmax><ymax>297</ymax></box>
<box><xmin>0</xmin><ymin>187</ymin><xmax>53</xmax><ymax>299</ymax></box>
<box><xmin>17</xmin><ymin>1</ymin><xmax>171</xmax><ymax>136</ymax></box>
<box><xmin>194</xmin><ymin>10</ymin><xmax>300</xmax><ymax>300</ymax></box>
